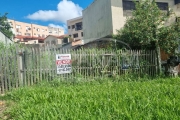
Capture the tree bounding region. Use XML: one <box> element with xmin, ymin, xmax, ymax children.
<box><xmin>0</xmin><ymin>13</ymin><xmax>14</xmax><ymax>39</ymax></box>
<box><xmin>114</xmin><ymin>0</ymin><xmax>180</xmax><ymax>73</ymax></box>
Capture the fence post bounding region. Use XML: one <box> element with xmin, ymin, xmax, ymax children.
<box><xmin>17</xmin><ymin>49</ymin><xmax>24</xmax><ymax>86</ymax></box>
<box><xmin>155</xmin><ymin>45</ymin><xmax>162</xmax><ymax>75</ymax></box>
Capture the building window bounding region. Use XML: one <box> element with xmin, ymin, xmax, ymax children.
<box><xmin>176</xmin><ymin>17</ymin><xmax>180</xmax><ymax>22</ymax></box>
<box><xmin>26</xmin><ymin>26</ymin><xmax>31</xmax><ymax>31</ymax></box>
<box><xmin>25</xmin><ymin>33</ymin><xmax>31</xmax><ymax>36</ymax></box>
<box><xmin>63</xmin><ymin>38</ymin><xmax>69</xmax><ymax>44</ymax></box>
<box><xmin>123</xmin><ymin>1</ymin><xmax>168</xmax><ymax>16</ymax></box>
<box><xmin>72</xmin><ymin>25</ymin><xmax>75</xmax><ymax>29</ymax></box>
<box><xmin>26</xmin><ymin>26</ymin><xmax>31</xmax><ymax>30</ymax></box>
<box><xmin>68</xmin><ymin>26</ymin><xmax>71</xmax><ymax>29</ymax></box>
<box><xmin>156</xmin><ymin>2</ymin><xmax>168</xmax><ymax>11</ymax></box>
<box><xmin>81</xmin><ymin>32</ymin><xmax>83</xmax><ymax>37</ymax></box>
<box><xmin>51</xmin><ymin>41</ymin><xmax>56</xmax><ymax>45</ymax></box>
<box><xmin>17</xmin><ymin>32</ymin><xmax>21</xmax><ymax>35</ymax></box>
<box><xmin>123</xmin><ymin>0</ymin><xmax>136</xmax><ymax>16</ymax></box>
<box><xmin>16</xmin><ymin>29</ymin><xmax>19</xmax><ymax>32</ymax></box>
<box><xmin>73</xmin><ymin>33</ymin><xmax>78</xmax><ymax>38</ymax></box>
<box><xmin>16</xmin><ymin>25</ymin><xmax>21</xmax><ymax>29</ymax></box>
<box><xmin>46</xmin><ymin>41</ymin><xmax>50</xmax><ymax>46</ymax></box>
<box><xmin>75</xmin><ymin>22</ymin><xmax>82</xmax><ymax>31</ymax></box>
<box><xmin>37</xmin><ymin>28</ymin><xmax>40</xmax><ymax>31</ymax></box>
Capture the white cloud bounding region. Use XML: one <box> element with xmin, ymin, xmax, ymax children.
<box><xmin>26</xmin><ymin>0</ymin><xmax>83</xmax><ymax>23</ymax></box>
<box><xmin>48</xmin><ymin>23</ymin><xmax>64</xmax><ymax>29</ymax></box>
<box><xmin>48</xmin><ymin>23</ymin><xmax>67</xmax><ymax>33</ymax></box>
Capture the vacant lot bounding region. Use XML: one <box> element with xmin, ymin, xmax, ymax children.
<box><xmin>0</xmin><ymin>77</ymin><xmax>180</xmax><ymax>120</ymax></box>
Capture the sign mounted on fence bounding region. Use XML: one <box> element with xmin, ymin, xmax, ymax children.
<box><xmin>56</xmin><ymin>54</ymin><xmax>72</xmax><ymax>74</ymax></box>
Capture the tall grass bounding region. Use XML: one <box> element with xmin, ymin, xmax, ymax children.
<box><xmin>1</xmin><ymin>77</ymin><xmax>180</xmax><ymax>120</ymax></box>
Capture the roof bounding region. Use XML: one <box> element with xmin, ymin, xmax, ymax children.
<box><xmin>44</xmin><ymin>34</ymin><xmax>68</xmax><ymax>39</ymax></box>
<box><xmin>15</xmin><ymin>35</ymin><xmax>44</xmax><ymax>40</ymax></box>
<box><xmin>67</xmin><ymin>16</ymin><xmax>83</xmax><ymax>22</ymax></box>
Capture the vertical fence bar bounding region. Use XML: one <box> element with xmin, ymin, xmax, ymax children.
<box><xmin>6</xmin><ymin>49</ymin><xmax>10</xmax><ymax>91</ymax></box>
<box><xmin>39</xmin><ymin>48</ymin><xmax>42</xmax><ymax>82</ymax></box>
<box><xmin>4</xmin><ymin>49</ymin><xmax>8</xmax><ymax>92</ymax></box>
<box><xmin>53</xmin><ymin>48</ymin><xmax>56</xmax><ymax>80</ymax></box>
<box><xmin>30</xmin><ymin>48</ymin><xmax>34</xmax><ymax>85</ymax></box>
<box><xmin>0</xmin><ymin>50</ymin><xmax>4</xmax><ymax>94</ymax></box>
<box><xmin>23</xmin><ymin>47</ymin><xmax>27</xmax><ymax>86</ymax></box>
<box><xmin>79</xmin><ymin>49</ymin><xmax>81</xmax><ymax>78</ymax></box>
<box><xmin>27</xmin><ymin>48</ymin><xmax>31</xmax><ymax>86</ymax></box>
<box><xmin>17</xmin><ymin>48</ymin><xmax>24</xmax><ymax>87</ymax></box>
<box><xmin>42</xmin><ymin>48</ymin><xmax>46</xmax><ymax>81</ymax></box>
<box><xmin>36</xmin><ymin>48</ymin><xmax>40</xmax><ymax>83</ymax></box>
<box><xmin>153</xmin><ymin>50</ymin><xmax>156</xmax><ymax>76</ymax></box>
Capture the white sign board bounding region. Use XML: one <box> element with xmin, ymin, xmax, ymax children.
<box><xmin>56</xmin><ymin>54</ymin><xmax>72</xmax><ymax>74</ymax></box>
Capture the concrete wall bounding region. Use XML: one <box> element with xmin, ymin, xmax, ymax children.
<box><xmin>83</xmin><ymin>0</ymin><xmax>113</xmax><ymax>43</ymax></box>
<box><xmin>111</xmin><ymin>0</ymin><xmax>125</xmax><ymax>34</ymax></box>
<box><xmin>0</xmin><ymin>31</ymin><xmax>13</xmax><ymax>44</ymax></box>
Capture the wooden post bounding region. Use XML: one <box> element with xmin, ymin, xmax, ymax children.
<box><xmin>155</xmin><ymin>44</ymin><xmax>162</xmax><ymax>75</ymax></box>
<box><xmin>17</xmin><ymin>49</ymin><xmax>24</xmax><ymax>86</ymax></box>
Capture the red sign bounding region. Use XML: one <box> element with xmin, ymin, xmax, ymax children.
<box><xmin>56</xmin><ymin>60</ymin><xmax>71</xmax><ymax>65</ymax></box>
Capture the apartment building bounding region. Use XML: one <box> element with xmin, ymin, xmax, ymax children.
<box><xmin>83</xmin><ymin>0</ymin><xmax>179</xmax><ymax>43</ymax></box>
<box><xmin>67</xmin><ymin>16</ymin><xmax>83</xmax><ymax>44</ymax></box>
<box><xmin>8</xmin><ymin>19</ymin><xmax>64</xmax><ymax>42</ymax></box>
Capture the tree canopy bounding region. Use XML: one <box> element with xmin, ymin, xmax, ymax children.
<box><xmin>0</xmin><ymin>13</ymin><xmax>14</xmax><ymax>39</ymax></box>
<box><xmin>114</xmin><ymin>0</ymin><xmax>180</xmax><ymax>55</ymax></box>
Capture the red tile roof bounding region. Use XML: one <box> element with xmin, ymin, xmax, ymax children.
<box><xmin>15</xmin><ymin>35</ymin><xmax>45</xmax><ymax>40</ymax></box>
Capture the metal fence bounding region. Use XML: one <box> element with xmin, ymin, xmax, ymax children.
<box><xmin>0</xmin><ymin>47</ymin><xmax>158</xmax><ymax>94</ymax></box>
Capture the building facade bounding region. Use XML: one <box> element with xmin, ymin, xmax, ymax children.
<box><xmin>83</xmin><ymin>0</ymin><xmax>179</xmax><ymax>43</ymax></box>
<box><xmin>67</xmin><ymin>16</ymin><xmax>83</xmax><ymax>42</ymax></box>
<box><xmin>8</xmin><ymin>19</ymin><xmax>64</xmax><ymax>42</ymax></box>
<box><xmin>44</xmin><ymin>35</ymin><xmax>70</xmax><ymax>48</ymax></box>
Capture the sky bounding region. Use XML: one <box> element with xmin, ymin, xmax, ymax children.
<box><xmin>0</xmin><ymin>0</ymin><xmax>93</xmax><ymax>32</ymax></box>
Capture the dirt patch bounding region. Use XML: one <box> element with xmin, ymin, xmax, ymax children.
<box><xmin>0</xmin><ymin>101</ymin><xmax>8</xmax><ymax>120</ymax></box>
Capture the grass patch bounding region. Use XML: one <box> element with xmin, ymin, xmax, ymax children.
<box><xmin>1</xmin><ymin>77</ymin><xmax>180</xmax><ymax>120</ymax></box>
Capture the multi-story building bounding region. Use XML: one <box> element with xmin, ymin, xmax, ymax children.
<box><xmin>67</xmin><ymin>16</ymin><xmax>84</xmax><ymax>45</ymax></box>
<box><xmin>82</xmin><ymin>0</ymin><xmax>180</xmax><ymax>43</ymax></box>
<box><xmin>8</xmin><ymin>19</ymin><xmax>64</xmax><ymax>42</ymax></box>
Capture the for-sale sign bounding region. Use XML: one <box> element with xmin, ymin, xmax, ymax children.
<box><xmin>56</xmin><ymin>54</ymin><xmax>72</xmax><ymax>74</ymax></box>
